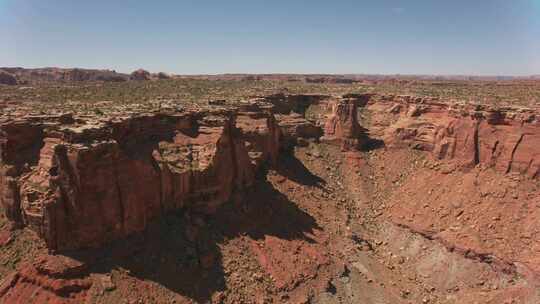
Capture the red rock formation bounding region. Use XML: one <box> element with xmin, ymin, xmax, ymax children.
<box><xmin>0</xmin><ymin>120</ymin><xmax>44</xmax><ymax>225</ymax></box>
<box><xmin>0</xmin><ymin>105</ymin><xmax>288</xmax><ymax>251</ymax></box>
<box><xmin>0</xmin><ymin>255</ymin><xmax>92</xmax><ymax>303</ymax></box>
<box><xmin>3</xmin><ymin>93</ymin><xmax>538</xmax><ymax>254</ymax></box>
<box><xmin>366</xmin><ymin>95</ymin><xmax>540</xmax><ymax>178</ymax></box>
<box><xmin>322</xmin><ymin>95</ymin><xmax>370</xmax><ymax>151</ymax></box>
<box><xmin>1</xmin><ymin>92</ymin><xmax>540</xmax><ymax>304</ymax></box>
<box><xmin>236</xmin><ymin>107</ymin><xmax>281</xmax><ymax>169</ymax></box>
<box><xmin>276</xmin><ymin>114</ymin><xmax>323</xmax><ymax>148</ymax></box>
<box><xmin>250</xmin><ymin>93</ymin><xmax>326</xmax><ymax>149</ymax></box>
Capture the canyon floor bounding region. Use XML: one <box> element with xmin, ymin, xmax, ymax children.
<box><xmin>0</xmin><ymin>74</ymin><xmax>539</xmax><ymax>304</ymax></box>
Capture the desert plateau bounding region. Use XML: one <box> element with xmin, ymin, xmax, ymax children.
<box><xmin>0</xmin><ymin>68</ymin><xmax>538</xmax><ymax>303</ymax></box>
<box><xmin>1</xmin><ymin>1</ymin><xmax>539</xmax><ymax>303</ymax></box>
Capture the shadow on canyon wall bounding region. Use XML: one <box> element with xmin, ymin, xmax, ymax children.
<box><xmin>360</xmin><ymin>137</ymin><xmax>385</xmax><ymax>152</ymax></box>
<box><xmin>60</xmin><ymin>153</ymin><xmax>323</xmax><ymax>303</ymax></box>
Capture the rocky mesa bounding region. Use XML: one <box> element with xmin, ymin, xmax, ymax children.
<box><xmin>0</xmin><ymin>105</ymin><xmax>287</xmax><ymax>251</ymax></box>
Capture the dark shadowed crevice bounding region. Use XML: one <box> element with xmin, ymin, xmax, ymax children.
<box><xmin>473</xmin><ymin>122</ymin><xmax>480</xmax><ymax>165</ymax></box>
<box><xmin>506</xmin><ymin>134</ymin><xmax>524</xmax><ymax>174</ymax></box>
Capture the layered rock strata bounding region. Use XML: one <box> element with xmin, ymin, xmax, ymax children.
<box><xmin>322</xmin><ymin>94</ymin><xmax>371</xmax><ymax>151</ymax></box>
<box><xmin>366</xmin><ymin>95</ymin><xmax>540</xmax><ymax>178</ymax></box>
<box><xmin>0</xmin><ymin>105</ymin><xmax>282</xmax><ymax>251</ymax></box>
<box><xmin>250</xmin><ymin>93</ymin><xmax>328</xmax><ymax>148</ymax></box>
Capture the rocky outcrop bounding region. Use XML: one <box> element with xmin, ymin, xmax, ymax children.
<box><xmin>0</xmin><ymin>255</ymin><xmax>92</xmax><ymax>303</ymax></box>
<box><xmin>254</xmin><ymin>93</ymin><xmax>374</xmax><ymax>151</ymax></box>
<box><xmin>0</xmin><ymin>70</ymin><xmax>17</xmax><ymax>85</ymax></box>
<box><xmin>276</xmin><ymin>114</ymin><xmax>323</xmax><ymax>149</ymax></box>
<box><xmin>0</xmin><ymin>104</ymin><xmax>285</xmax><ymax>251</ymax></box>
<box><xmin>236</xmin><ymin>107</ymin><xmax>282</xmax><ymax>169</ymax></box>
<box><xmin>61</xmin><ymin>68</ymin><xmax>128</xmax><ymax>82</ymax></box>
<box><xmin>250</xmin><ymin>93</ymin><xmax>328</xmax><ymax>149</ymax></box>
<box><xmin>322</xmin><ymin>94</ymin><xmax>371</xmax><ymax>151</ymax></box>
<box><xmin>130</xmin><ymin>69</ymin><xmax>151</xmax><ymax>81</ymax></box>
<box><xmin>365</xmin><ymin>95</ymin><xmax>540</xmax><ymax>178</ymax></box>
<box><xmin>0</xmin><ymin>120</ymin><xmax>45</xmax><ymax>225</ymax></box>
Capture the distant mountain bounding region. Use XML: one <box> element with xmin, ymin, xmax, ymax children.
<box><xmin>1</xmin><ymin>67</ymin><xmax>539</xmax><ymax>85</ymax></box>
<box><xmin>0</xmin><ymin>67</ymin><xmax>129</xmax><ymax>84</ymax></box>
<box><xmin>173</xmin><ymin>73</ymin><xmax>540</xmax><ymax>83</ymax></box>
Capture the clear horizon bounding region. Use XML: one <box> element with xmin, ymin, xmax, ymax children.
<box><xmin>1</xmin><ymin>0</ymin><xmax>539</xmax><ymax>76</ymax></box>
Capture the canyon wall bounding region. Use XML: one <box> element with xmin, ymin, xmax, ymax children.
<box><xmin>255</xmin><ymin>93</ymin><xmax>373</xmax><ymax>151</ymax></box>
<box><xmin>0</xmin><ymin>94</ymin><xmax>335</xmax><ymax>251</ymax></box>
<box><xmin>0</xmin><ymin>105</ymin><xmax>283</xmax><ymax>251</ymax></box>
<box><xmin>2</xmin><ymin>93</ymin><xmax>538</xmax><ymax>252</ymax></box>
<box><xmin>365</xmin><ymin>95</ymin><xmax>540</xmax><ymax>179</ymax></box>
<box><xmin>322</xmin><ymin>94</ymin><xmax>371</xmax><ymax>150</ymax></box>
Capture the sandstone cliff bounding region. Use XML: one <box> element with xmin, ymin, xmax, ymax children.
<box><xmin>322</xmin><ymin>94</ymin><xmax>371</xmax><ymax>151</ymax></box>
<box><xmin>0</xmin><ymin>106</ymin><xmax>283</xmax><ymax>251</ymax></box>
<box><xmin>365</xmin><ymin>95</ymin><xmax>540</xmax><ymax>178</ymax></box>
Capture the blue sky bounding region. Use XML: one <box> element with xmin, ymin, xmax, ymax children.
<box><xmin>0</xmin><ymin>0</ymin><xmax>539</xmax><ymax>75</ymax></box>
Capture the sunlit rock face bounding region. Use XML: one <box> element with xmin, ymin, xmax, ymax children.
<box><xmin>0</xmin><ymin>105</ymin><xmax>285</xmax><ymax>251</ymax></box>
<box><xmin>367</xmin><ymin>95</ymin><xmax>539</xmax><ymax>178</ymax></box>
